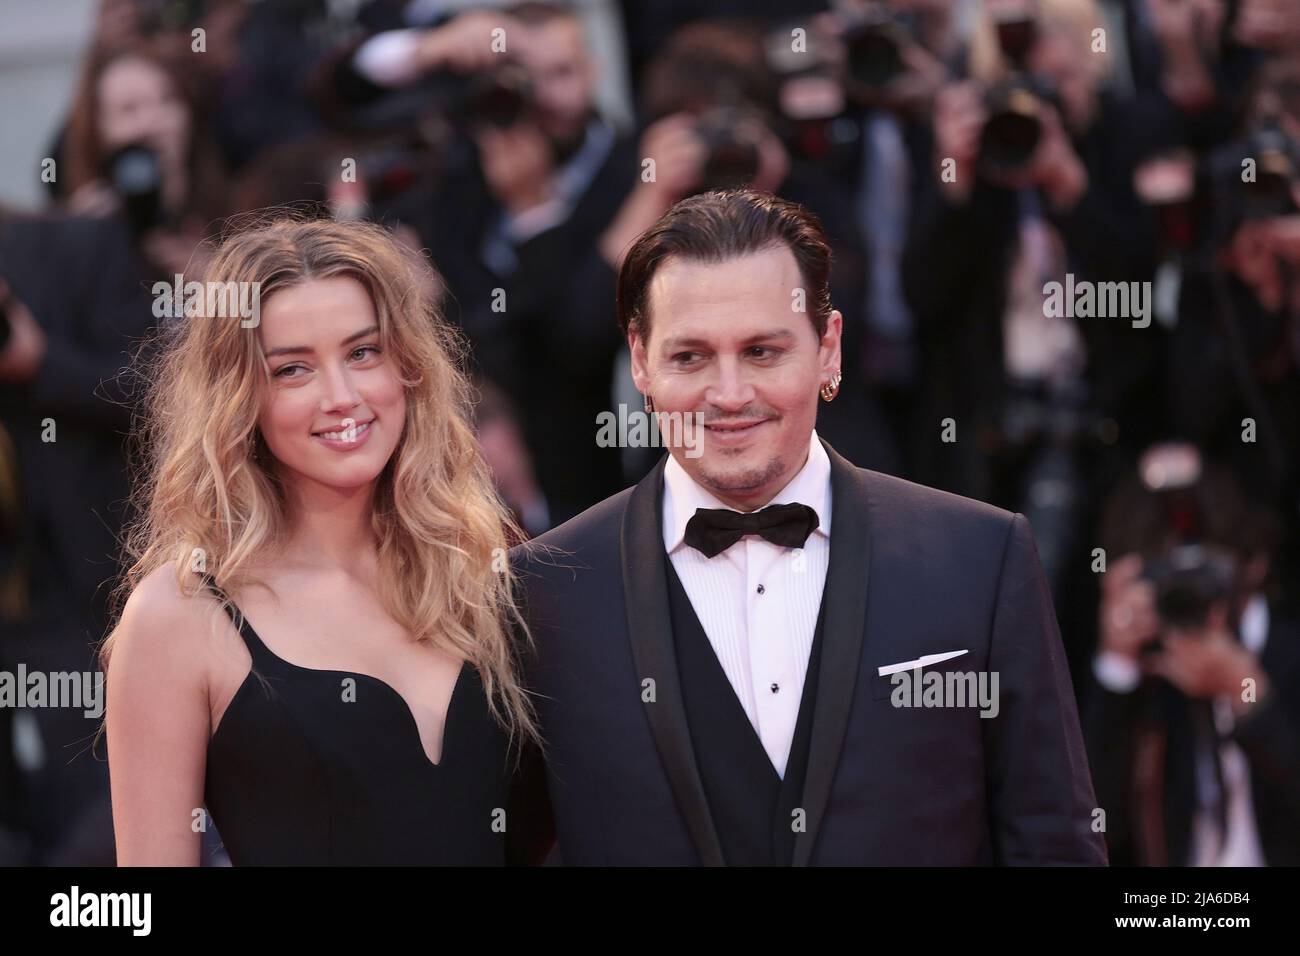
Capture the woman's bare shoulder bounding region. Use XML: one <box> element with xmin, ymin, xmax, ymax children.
<box><xmin>109</xmin><ymin>563</ymin><xmax>226</xmax><ymax>679</ymax></box>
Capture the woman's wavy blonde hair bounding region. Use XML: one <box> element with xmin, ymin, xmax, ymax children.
<box><xmin>104</xmin><ymin>213</ymin><xmax>540</xmax><ymax>751</ymax></box>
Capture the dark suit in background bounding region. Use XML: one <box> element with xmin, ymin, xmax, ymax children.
<box><xmin>0</xmin><ymin>212</ymin><xmax>155</xmax><ymax>864</ymax></box>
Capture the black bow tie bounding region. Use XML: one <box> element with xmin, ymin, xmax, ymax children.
<box><xmin>683</xmin><ymin>502</ymin><xmax>819</xmax><ymax>558</ymax></box>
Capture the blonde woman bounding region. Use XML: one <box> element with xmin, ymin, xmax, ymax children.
<box><xmin>103</xmin><ymin>216</ymin><xmax>540</xmax><ymax>865</ymax></box>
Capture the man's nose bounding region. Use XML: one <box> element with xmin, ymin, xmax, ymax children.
<box><xmin>706</xmin><ymin>357</ymin><xmax>756</xmax><ymax>412</ymax></box>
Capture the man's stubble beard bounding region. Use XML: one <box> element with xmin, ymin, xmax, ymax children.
<box><xmin>694</xmin><ymin>451</ymin><xmax>787</xmax><ymax>502</ymax></box>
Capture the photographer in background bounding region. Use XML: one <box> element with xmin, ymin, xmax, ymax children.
<box><xmin>328</xmin><ymin>2</ymin><xmax>639</xmax><ymax>524</ymax></box>
<box><xmin>0</xmin><ymin>209</ymin><xmax>157</xmax><ymax>865</ymax></box>
<box><xmin>1165</xmin><ymin>56</ymin><xmax>1300</xmax><ymax>578</ymax></box>
<box><xmin>1085</xmin><ymin>443</ymin><xmax>1300</xmax><ymax>866</ymax></box>
<box><xmin>903</xmin><ymin>0</ymin><xmax>1163</xmax><ymax>603</ymax></box>
<box><xmin>777</xmin><ymin>1</ymin><xmax>952</xmax><ymax>462</ymax></box>
<box><xmin>58</xmin><ymin>41</ymin><xmax>230</xmax><ymax>277</ymax></box>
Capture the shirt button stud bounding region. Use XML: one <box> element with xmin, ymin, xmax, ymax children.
<box><xmin>770</xmin><ymin>683</ymin><xmax>779</xmax><ymax>694</ymax></box>
<box><xmin>756</xmin><ymin>584</ymin><xmax>766</xmax><ymax>595</ymax></box>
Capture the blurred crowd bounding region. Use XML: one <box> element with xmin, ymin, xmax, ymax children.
<box><xmin>0</xmin><ymin>0</ymin><xmax>1297</xmax><ymax>866</ymax></box>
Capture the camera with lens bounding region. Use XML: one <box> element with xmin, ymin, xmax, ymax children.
<box><xmin>1130</xmin><ymin>444</ymin><xmax>1244</xmax><ymax>636</ymax></box>
<box><xmin>839</xmin><ymin>5</ymin><xmax>914</xmax><ymax>104</ymax></box>
<box><xmin>978</xmin><ymin>73</ymin><xmax>1060</xmax><ymax>180</ymax></box>
<box><xmin>346</xmin><ymin>57</ymin><xmax>537</xmax><ymax>144</ymax></box>
<box><xmin>103</xmin><ymin>142</ymin><xmax>165</xmax><ymax>236</ymax></box>
<box><xmin>693</xmin><ymin>105</ymin><xmax>765</xmax><ymax>193</ymax></box>
<box><xmin>1236</xmin><ymin>118</ymin><xmax>1300</xmax><ymax>221</ymax></box>
<box><xmin>1196</xmin><ymin>117</ymin><xmax>1300</xmax><ymax>254</ymax></box>
<box><xmin>453</xmin><ymin>62</ymin><xmax>535</xmax><ymax>131</ymax></box>
<box><xmin>762</xmin><ymin>20</ymin><xmax>857</xmax><ymax>166</ymax></box>
<box><xmin>1142</xmin><ymin>544</ymin><xmax>1239</xmax><ymax>632</ymax></box>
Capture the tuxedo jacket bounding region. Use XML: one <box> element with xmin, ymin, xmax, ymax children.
<box><xmin>0</xmin><ymin>212</ymin><xmax>155</xmax><ymax>640</ymax></box>
<box><xmin>512</xmin><ymin>440</ymin><xmax>1108</xmax><ymax>865</ymax></box>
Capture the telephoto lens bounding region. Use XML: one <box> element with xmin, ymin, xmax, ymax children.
<box><xmin>978</xmin><ymin>75</ymin><xmax>1058</xmax><ymax>180</ymax></box>
<box><xmin>104</xmin><ymin>142</ymin><xmax>164</xmax><ymax>236</ymax></box>
<box><xmin>840</xmin><ymin>8</ymin><xmax>910</xmax><ymax>103</ymax></box>
<box><xmin>694</xmin><ymin>107</ymin><xmax>764</xmax><ymax>193</ymax></box>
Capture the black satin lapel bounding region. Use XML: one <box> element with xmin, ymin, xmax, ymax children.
<box><xmin>620</xmin><ymin>456</ymin><xmax>725</xmax><ymax>866</ymax></box>
<box><xmin>793</xmin><ymin>440</ymin><xmax>872</xmax><ymax>866</ymax></box>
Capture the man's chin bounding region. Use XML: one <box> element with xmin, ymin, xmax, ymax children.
<box><xmin>693</xmin><ymin>460</ymin><xmax>784</xmax><ymax>501</ymax></box>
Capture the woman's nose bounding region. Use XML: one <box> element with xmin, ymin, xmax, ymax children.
<box><xmin>319</xmin><ymin>365</ymin><xmax>361</xmax><ymax>413</ymax></box>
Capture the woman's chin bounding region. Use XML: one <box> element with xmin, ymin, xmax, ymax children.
<box><xmin>288</xmin><ymin>460</ymin><xmax>389</xmax><ymax>494</ymax></box>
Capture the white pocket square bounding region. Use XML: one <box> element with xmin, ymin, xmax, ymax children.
<box><xmin>877</xmin><ymin>649</ymin><xmax>969</xmax><ymax>677</ymax></box>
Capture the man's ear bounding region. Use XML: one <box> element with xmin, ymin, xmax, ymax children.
<box><xmin>819</xmin><ymin>309</ymin><xmax>843</xmax><ymax>375</ymax></box>
<box><xmin>629</xmin><ymin>331</ymin><xmax>651</xmax><ymax>393</ymax></box>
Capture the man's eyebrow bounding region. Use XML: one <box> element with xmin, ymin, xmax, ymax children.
<box><xmin>659</xmin><ymin>329</ymin><xmax>797</xmax><ymax>351</ymax></box>
<box><xmin>659</xmin><ymin>336</ymin><xmax>709</xmax><ymax>351</ymax></box>
<box><xmin>264</xmin><ymin>325</ymin><xmax>380</xmax><ymax>358</ymax></box>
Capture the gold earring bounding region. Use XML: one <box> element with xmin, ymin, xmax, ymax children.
<box><xmin>644</xmin><ymin>393</ymin><xmax>655</xmax><ymax>413</ymax></box>
<box><xmin>820</xmin><ymin>371</ymin><xmax>841</xmax><ymax>402</ymax></box>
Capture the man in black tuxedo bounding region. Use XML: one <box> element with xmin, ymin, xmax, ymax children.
<box><xmin>513</xmin><ymin>189</ymin><xmax>1106</xmax><ymax>865</ymax></box>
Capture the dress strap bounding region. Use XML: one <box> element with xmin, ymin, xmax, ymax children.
<box><xmin>198</xmin><ymin>572</ymin><xmax>284</xmax><ymax>675</ymax></box>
